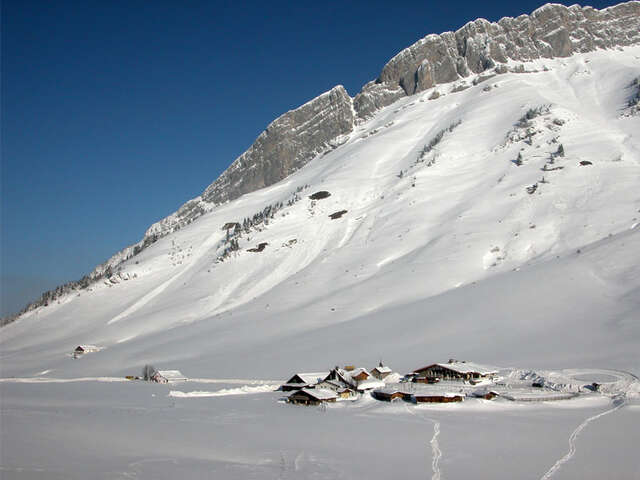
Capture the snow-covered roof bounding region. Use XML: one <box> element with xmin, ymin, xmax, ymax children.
<box><xmin>297</xmin><ymin>388</ymin><xmax>337</xmax><ymax>401</ymax></box>
<box><xmin>382</xmin><ymin>372</ymin><xmax>403</xmax><ymax>384</ymax></box>
<box><xmin>348</xmin><ymin>367</ymin><xmax>371</xmax><ymax>378</ymax></box>
<box><xmin>286</xmin><ymin>372</ymin><xmax>329</xmax><ymax>385</ymax></box>
<box><xmin>414</xmin><ymin>361</ymin><xmax>498</xmax><ymax>375</ymax></box>
<box><xmin>355</xmin><ymin>378</ymin><xmax>386</xmax><ymax>391</ymax></box>
<box><xmin>157</xmin><ymin>370</ymin><xmax>187</xmax><ymax>381</ymax></box>
<box><xmin>372</xmin><ymin>365</ymin><xmax>392</xmax><ymax>374</ymax></box>
<box><xmin>75</xmin><ymin>345</ymin><xmax>100</xmax><ymax>352</ymax></box>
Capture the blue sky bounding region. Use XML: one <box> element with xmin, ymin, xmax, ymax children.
<box><xmin>1</xmin><ymin>0</ymin><xmax>620</xmax><ymax>316</ymax></box>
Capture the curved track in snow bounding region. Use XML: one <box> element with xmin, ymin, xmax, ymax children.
<box><xmin>539</xmin><ymin>395</ymin><xmax>627</xmax><ymax>480</ymax></box>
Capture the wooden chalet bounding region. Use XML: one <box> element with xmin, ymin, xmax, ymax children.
<box><xmin>73</xmin><ymin>345</ymin><xmax>100</xmax><ymax>358</ymax></box>
<box><xmin>371</xmin><ymin>362</ymin><xmax>393</xmax><ymax>380</ymax></box>
<box><xmin>472</xmin><ymin>389</ymin><xmax>499</xmax><ymax>400</ymax></box>
<box><xmin>413</xmin><ymin>360</ymin><xmax>498</xmax><ymax>383</ymax></box>
<box><xmin>280</xmin><ymin>372</ymin><xmax>329</xmax><ymax>392</ymax></box>
<box><xmin>372</xmin><ymin>388</ymin><xmax>409</xmax><ymax>402</ymax></box>
<box><xmin>316</xmin><ymin>379</ymin><xmax>355</xmax><ymax>398</ymax></box>
<box><xmin>324</xmin><ymin>367</ymin><xmax>385</xmax><ymax>392</ymax></box>
<box><xmin>414</xmin><ymin>393</ymin><xmax>464</xmax><ymax>403</ymax></box>
<box><xmin>287</xmin><ymin>388</ymin><xmax>337</xmax><ymax>406</ymax></box>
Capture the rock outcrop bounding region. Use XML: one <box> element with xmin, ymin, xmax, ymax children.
<box><xmin>201</xmin><ymin>85</ymin><xmax>354</xmax><ymax>206</ymax></box>
<box><xmin>359</xmin><ymin>1</ymin><xmax>640</xmax><ymax>118</ymax></box>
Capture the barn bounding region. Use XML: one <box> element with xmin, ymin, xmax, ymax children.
<box><xmin>414</xmin><ymin>393</ymin><xmax>464</xmax><ymax>403</ymax></box>
<box><xmin>287</xmin><ymin>388</ymin><xmax>338</xmax><ymax>405</ymax></box>
<box><xmin>413</xmin><ymin>360</ymin><xmax>498</xmax><ymax>383</ymax></box>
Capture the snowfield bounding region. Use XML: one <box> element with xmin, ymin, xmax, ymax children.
<box><xmin>1</xmin><ymin>47</ymin><xmax>640</xmax><ymax>479</ymax></box>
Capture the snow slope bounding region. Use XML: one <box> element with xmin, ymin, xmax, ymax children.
<box><xmin>1</xmin><ymin>47</ymin><xmax>639</xmax><ymax>380</ymax></box>
<box><xmin>1</xmin><ymin>46</ymin><xmax>640</xmax><ymax>480</ymax></box>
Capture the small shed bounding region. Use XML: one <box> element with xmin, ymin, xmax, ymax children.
<box><xmin>281</xmin><ymin>372</ymin><xmax>329</xmax><ymax>392</ymax></box>
<box><xmin>73</xmin><ymin>345</ymin><xmax>100</xmax><ymax>358</ymax></box>
<box><xmin>288</xmin><ymin>388</ymin><xmax>337</xmax><ymax>406</ymax></box>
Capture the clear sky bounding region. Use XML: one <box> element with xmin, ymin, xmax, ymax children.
<box><xmin>1</xmin><ymin>0</ymin><xmax>621</xmax><ymax>316</ymax></box>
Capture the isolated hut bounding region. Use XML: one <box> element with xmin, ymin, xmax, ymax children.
<box><xmin>73</xmin><ymin>345</ymin><xmax>100</xmax><ymax>358</ymax></box>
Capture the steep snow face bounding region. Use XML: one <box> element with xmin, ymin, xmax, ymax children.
<box><xmin>1</xmin><ymin>48</ymin><xmax>639</xmax><ymax>379</ymax></box>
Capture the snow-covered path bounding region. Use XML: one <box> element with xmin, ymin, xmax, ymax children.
<box><xmin>539</xmin><ymin>396</ymin><xmax>627</xmax><ymax>480</ymax></box>
<box><xmin>405</xmin><ymin>404</ymin><xmax>443</xmax><ymax>480</ymax></box>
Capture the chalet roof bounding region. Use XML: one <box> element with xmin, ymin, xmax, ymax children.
<box><xmin>157</xmin><ymin>370</ymin><xmax>187</xmax><ymax>381</ymax></box>
<box><xmin>382</xmin><ymin>372</ymin><xmax>403</xmax><ymax>384</ymax></box>
<box><xmin>414</xmin><ymin>361</ymin><xmax>498</xmax><ymax>376</ymax></box>
<box><xmin>293</xmin><ymin>388</ymin><xmax>338</xmax><ymax>401</ymax></box>
<box><xmin>355</xmin><ymin>378</ymin><xmax>386</xmax><ymax>391</ymax></box>
<box><xmin>349</xmin><ymin>367</ymin><xmax>371</xmax><ymax>378</ymax></box>
<box><xmin>374</xmin><ymin>386</ymin><xmax>411</xmax><ymax>395</ymax></box>
<box><xmin>75</xmin><ymin>345</ymin><xmax>99</xmax><ymax>351</ymax></box>
<box><xmin>285</xmin><ymin>372</ymin><xmax>329</xmax><ymax>385</ymax></box>
<box><xmin>372</xmin><ymin>365</ymin><xmax>392</xmax><ymax>374</ymax></box>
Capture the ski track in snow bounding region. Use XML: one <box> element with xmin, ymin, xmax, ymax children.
<box><xmin>405</xmin><ymin>404</ymin><xmax>443</xmax><ymax>480</ymax></box>
<box><xmin>539</xmin><ymin>396</ymin><xmax>626</xmax><ymax>480</ymax></box>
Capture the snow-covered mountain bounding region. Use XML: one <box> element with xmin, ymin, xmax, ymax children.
<box><xmin>7</xmin><ymin>2</ymin><xmax>637</xmax><ymax>314</ymax></box>
<box><xmin>2</xmin><ymin>5</ymin><xmax>640</xmax><ymax>479</ymax></box>
<box><xmin>2</xmin><ymin>37</ymin><xmax>639</xmax><ymax>379</ymax></box>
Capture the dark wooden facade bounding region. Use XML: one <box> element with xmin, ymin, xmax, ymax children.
<box><xmin>414</xmin><ymin>394</ymin><xmax>463</xmax><ymax>404</ymax></box>
<box><xmin>287</xmin><ymin>390</ymin><xmax>337</xmax><ymax>406</ymax></box>
<box><xmin>372</xmin><ymin>390</ymin><xmax>406</xmax><ymax>402</ymax></box>
<box><xmin>413</xmin><ymin>364</ymin><xmax>491</xmax><ymax>382</ymax></box>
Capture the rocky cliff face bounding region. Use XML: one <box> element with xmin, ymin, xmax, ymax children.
<box><xmin>358</xmin><ymin>1</ymin><xmax>640</xmax><ymax>117</ymax></box>
<box><xmin>175</xmin><ymin>1</ymin><xmax>640</xmax><ymax>224</ymax></box>
<box><xmin>201</xmin><ymin>85</ymin><xmax>354</xmax><ymax>206</ymax></box>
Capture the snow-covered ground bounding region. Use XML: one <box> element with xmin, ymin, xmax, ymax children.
<box><xmin>1</xmin><ymin>47</ymin><xmax>640</xmax><ymax>478</ymax></box>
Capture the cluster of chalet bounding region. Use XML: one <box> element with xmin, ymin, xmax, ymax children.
<box><xmin>283</xmin><ymin>359</ymin><xmax>499</xmax><ymax>406</ymax></box>
<box><xmin>283</xmin><ymin>363</ymin><xmax>402</xmax><ymax>406</ymax></box>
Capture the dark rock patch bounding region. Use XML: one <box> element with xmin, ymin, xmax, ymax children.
<box><xmin>247</xmin><ymin>242</ymin><xmax>269</xmax><ymax>253</ymax></box>
<box><xmin>329</xmin><ymin>210</ymin><xmax>348</xmax><ymax>220</ymax></box>
<box><xmin>309</xmin><ymin>191</ymin><xmax>331</xmax><ymax>200</ymax></box>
